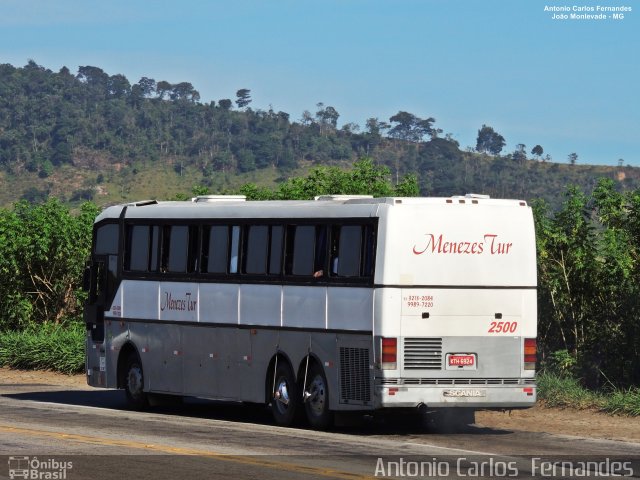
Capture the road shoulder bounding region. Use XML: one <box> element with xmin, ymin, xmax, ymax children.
<box><xmin>2</xmin><ymin>367</ymin><xmax>639</xmax><ymax>443</ymax></box>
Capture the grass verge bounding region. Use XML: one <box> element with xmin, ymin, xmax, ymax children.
<box><xmin>0</xmin><ymin>322</ymin><xmax>85</xmax><ymax>374</ymax></box>
<box><xmin>538</xmin><ymin>372</ymin><xmax>640</xmax><ymax>416</ymax></box>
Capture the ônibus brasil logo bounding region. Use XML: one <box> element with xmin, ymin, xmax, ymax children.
<box><xmin>8</xmin><ymin>456</ymin><xmax>73</xmax><ymax>479</ymax></box>
<box><xmin>412</xmin><ymin>233</ymin><xmax>513</xmax><ymax>256</ymax></box>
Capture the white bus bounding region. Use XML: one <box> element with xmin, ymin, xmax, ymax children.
<box><xmin>84</xmin><ymin>194</ymin><xmax>537</xmax><ymax>429</ymax></box>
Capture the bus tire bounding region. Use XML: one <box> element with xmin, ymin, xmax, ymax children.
<box><xmin>122</xmin><ymin>353</ymin><xmax>149</xmax><ymax>410</ymax></box>
<box><xmin>271</xmin><ymin>362</ymin><xmax>299</xmax><ymax>426</ymax></box>
<box><xmin>304</xmin><ymin>363</ymin><xmax>333</xmax><ymax>430</ymax></box>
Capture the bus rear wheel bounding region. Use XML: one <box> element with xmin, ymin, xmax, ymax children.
<box><xmin>304</xmin><ymin>364</ymin><xmax>333</xmax><ymax>430</ymax></box>
<box><xmin>122</xmin><ymin>353</ymin><xmax>148</xmax><ymax>410</ymax></box>
<box><xmin>271</xmin><ymin>363</ymin><xmax>299</xmax><ymax>426</ymax></box>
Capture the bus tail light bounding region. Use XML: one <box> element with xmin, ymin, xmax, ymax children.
<box><xmin>524</xmin><ymin>338</ymin><xmax>537</xmax><ymax>370</ymax></box>
<box><xmin>381</xmin><ymin>337</ymin><xmax>397</xmax><ymax>370</ymax></box>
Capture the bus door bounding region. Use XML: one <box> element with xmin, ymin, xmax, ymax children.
<box><xmin>84</xmin><ymin>255</ymin><xmax>109</xmax><ymax>342</ymax></box>
<box><xmin>83</xmin><ymin>255</ymin><xmax>107</xmax><ymax>385</ymax></box>
<box><xmin>84</xmin><ymin>222</ymin><xmax>120</xmax><ymax>337</ymax></box>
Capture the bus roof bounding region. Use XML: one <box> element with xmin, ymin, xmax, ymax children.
<box><xmin>95</xmin><ymin>195</ymin><xmax>529</xmax><ymax>223</ymax></box>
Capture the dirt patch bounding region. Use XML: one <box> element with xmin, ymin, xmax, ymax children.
<box><xmin>476</xmin><ymin>404</ymin><xmax>640</xmax><ymax>443</ymax></box>
<box><xmin>0</xmin><ymin>367</ymin><xmax>87</xmax><ymax>388</ymax></box>
<box><xmin>1</xmin><ymin>367</ymin><xmax>638</xmax><ymax>443</ymax></box>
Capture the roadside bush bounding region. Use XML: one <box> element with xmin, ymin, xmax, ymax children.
<box><xmin>544</xmin><ymin>349</ymin><xmax>578</xmax><ymax>378</ymax></box>
<box><xmin>603</xmin><ymin>388</ymin><xmax>640</xmax><ymax>416</ymax></box>
<box><xmin>535</xmin><ymin>179</ymin><xmax>640</xmax><ymax>389</ymax></box>
<box><xmin>0</xmin><ymin>199</ymin><xmax>99</xmax><ymax>330</ymax></box>
<box><xmin>537</xmin><ymin>372</ymin><xmax>640</xmax><ymax>416</ymax></box>
<box><xmin>537</xmin><ymin>372</ymin><xmax>601</xmax><ymax>410</ymax></box>
<box><xmin>0</xmin><ymin>321</ymin><xmax>85</xmax><ymax>374</ymax></box>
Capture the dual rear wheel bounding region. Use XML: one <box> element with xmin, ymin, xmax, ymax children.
<box><xmin>271</xmin><ymin>361</ymin><xmax>332</xmax><ymax>429</ymax></box>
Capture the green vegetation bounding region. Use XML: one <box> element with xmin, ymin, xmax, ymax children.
<box><xmin>537</xmin><ymin>373</ymin><xmax>640</xmax><ymax>416</ymax></box>
<box><xmin>238</xmin><ymin>158</ymin><xmax>419</xmax><ymax>200</ymax></box>
<box><xmin>535</xmin><ymin>179</ymin><xmax>640</xmax><ymax>389</ymax></box>
<box><xmin>0</xmin><ymin>322</ymin><xmax>85</xmax><ymax>374</ymax></box>
<box><xmin>0</xmin><ymin>199</ymin><xmax>98</xmax><ymax>330</ymax></box>
<box><xmin>1</xmin><ymin>61</ymin><xmax>639</xmax><ymax>209</ymax></box>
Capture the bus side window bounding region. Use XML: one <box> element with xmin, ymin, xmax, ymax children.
<box><xmin>203</xmin><ymin>225</ymin><xmax>229</xmax><ymax>274</ymax></box>
<box><xmin>244</xmin><ymin>225</ymin><xmax>268</xmax><ymax>274</ymax></box>
<box><xmin>188</xmin><ymin>226</ymin><xmax>199</xmax><ymax>273</ymax></box>
<box><xmin>126</xmin><ymin>225</ymin><xmax>151</xmax><ymax>272</ymax></box>
<box><xmin>268</xmin><ymin>225</ymin><xmax>284</xmax><ymax>275</ymax></box>
<box><xmin>336</xmin><ymin>225</ymin><xmax>362</xmax><ymax>277</ymax></box>
<box><xmin>287</xmin><ymin>225</ymin><xmax>315</xmax><ymax>276</ymax></box>
<box><xmin>164</xmin><ymin>226</ymin><xmax>189</xmax><ymax>273</ymax></box>
<box><xmin>362</xmin><ymin>225</ymin><xmax>376</xmax><ymax>277</ymax></box>
<box><xmin>150</xmin><ymin>226</ymin><xmax>160</xmax><ymax>272</ymax></box>
<box><xmin>229</xmin><ymin>226</ymin><xmax>240</xmax><ymax>274</ymax></box>
<box><xmin>314</xmin><ymin>225</ymin><xmax>327</xmax><ymax>277</ymax></box>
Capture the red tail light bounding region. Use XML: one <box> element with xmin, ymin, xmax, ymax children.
<box><xmin>524</xmin><ymin>338</ymin><xmax>537</xmax><ymax>370</ymax></box>
<box><xmin>381</xmin><ymin>337</ymin><xmax>397</xmax><ymax>370</ymax></box>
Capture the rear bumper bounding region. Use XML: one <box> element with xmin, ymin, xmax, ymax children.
<box><xmin>374</xmin><ymin>383</ymin><xmax>536</xmax><ymax>409</ymax></box>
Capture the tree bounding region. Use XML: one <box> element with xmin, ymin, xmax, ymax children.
<box><xmin>108</xmin><ymin>74</ymin><xmax>131</xmax><ymax>98</ymax></box>
<box><xmin>235</xmin><ymin>89</ymin><xmax>252</xmax><ymax>109</ymax></box>
<box><xmin>77</xmin><ymin>66</ymin><xmax>108</xmax><ymax>89</ymax></box>
<box><xmin>156</xmin><ymin>80</ymin><xmax>172</xmax><ymax>100</ymax></box>
<box><xmin>513</xmin><ymin>144</ymin><xmax>527</xmax><ymax>162</ymax></box>
<box><xmin>534</xmin><ymin>180</ymin><xmax>640</xmax><ymax>387</ymax></box>
<box><xmin>300</xmin><ymin>110</ymin><xmax>315</xmax><ymax>126</ymax></box>
<box><xmin>365</xmin><ymin>117</ymin><xmax>388</xmax><ymax>137</ymax></box>
<box><xmin>240</xmin><ymin>158</ymin><xmax>418</xmax><ymax>200</ymax></box>
<box><xmin>568</xmin><ymin>152</ymin><xmax>578</xmax><ymax>165</ymax></box>
<box><xmin>340</xmin><ymin>122</ymin><xmax>360</xmax><ymax>134</ymax></box>
<box><xmin>475</xmin><ymin>124</ymin><xmax>505</xmax><ymax>155</ymax></box>
<box><xmin>137</xmin><ymin>77</ymin><xmax>156</xmax><ymax>97</ymax></box>
<box><xmin>388</xmin><ymin>111</ymin><xmax>436</xmax><ymax>142</ymax></box>
<box><xmin>218</xmin><ymin>99</ymin><xmax>232</xmax><ymax>110</ymax></box>
<box><xmin>315</xmin><ymin>103</ymin><xmax>339</xmax><ymax>135</ymax></box>
<box><xmin>531</xmin><ymin>144</ymin><xmax>544</xmax><ymax>159</ymax></box>
<box><xmin>0</xmin><ymin>199</ymin><xmax>99</xmax><ymax>329</ymax></box>
<box><xmin>170</xmin><ymin>82</ymin><xmax>199</xmax><ymax>102</ymax></box>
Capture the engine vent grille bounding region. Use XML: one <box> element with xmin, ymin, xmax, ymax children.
<box><xmin>339</xmin><ymin>347</ymin><xmax>371</xmax><ymax>404</ymax></box>
<box><xmin>403</xmin><ymin>337</ymin><xmax>443</xmax><ymax>370</ymax></box>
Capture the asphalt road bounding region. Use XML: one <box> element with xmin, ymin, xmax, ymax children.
<box><xmin>0</xmin><ymin>381</ymin><xmax>638</xmax><ymax>480</ymax></box>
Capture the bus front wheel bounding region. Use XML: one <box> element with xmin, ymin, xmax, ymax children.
<box><xmin>122</xmin><ymin>353</ymin><xmax>149</xmax><ymax>410</ymax></box>
<box><xmin>271</xmin><ymin>363</ymin><xmax>299</xmax><ymax>426</ymax></box>
<box><xmin>304</xmin><ymin>364</ymin><xmax>333</xmax><ymax>430</ymax></box>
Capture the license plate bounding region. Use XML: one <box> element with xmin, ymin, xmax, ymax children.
<box><xmin>447</xmin><ymin>354</ymin><xmax>475</xmax><ymax>368</ymax></box>
<box><xmin>443</xmin><ymin>389</ymin><xmax>486</xmax><ymax>398</ymax></box>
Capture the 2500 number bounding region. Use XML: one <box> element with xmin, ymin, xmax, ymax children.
<box><xmin>488</xmin><ymin>321</ymin><xmax>518</xmax><ymax>333</ymax></box>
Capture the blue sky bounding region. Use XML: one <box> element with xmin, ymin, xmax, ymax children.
<box><xmin>0</xmin><ymin>0</ymin><xmax>637</xmax><ymax>166</ymax></box>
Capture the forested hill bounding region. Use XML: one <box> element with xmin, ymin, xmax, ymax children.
<box><xmin>1</xmin><ymin>60</ymin><xmax>638</xmax><ymax>208</ymax></box>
